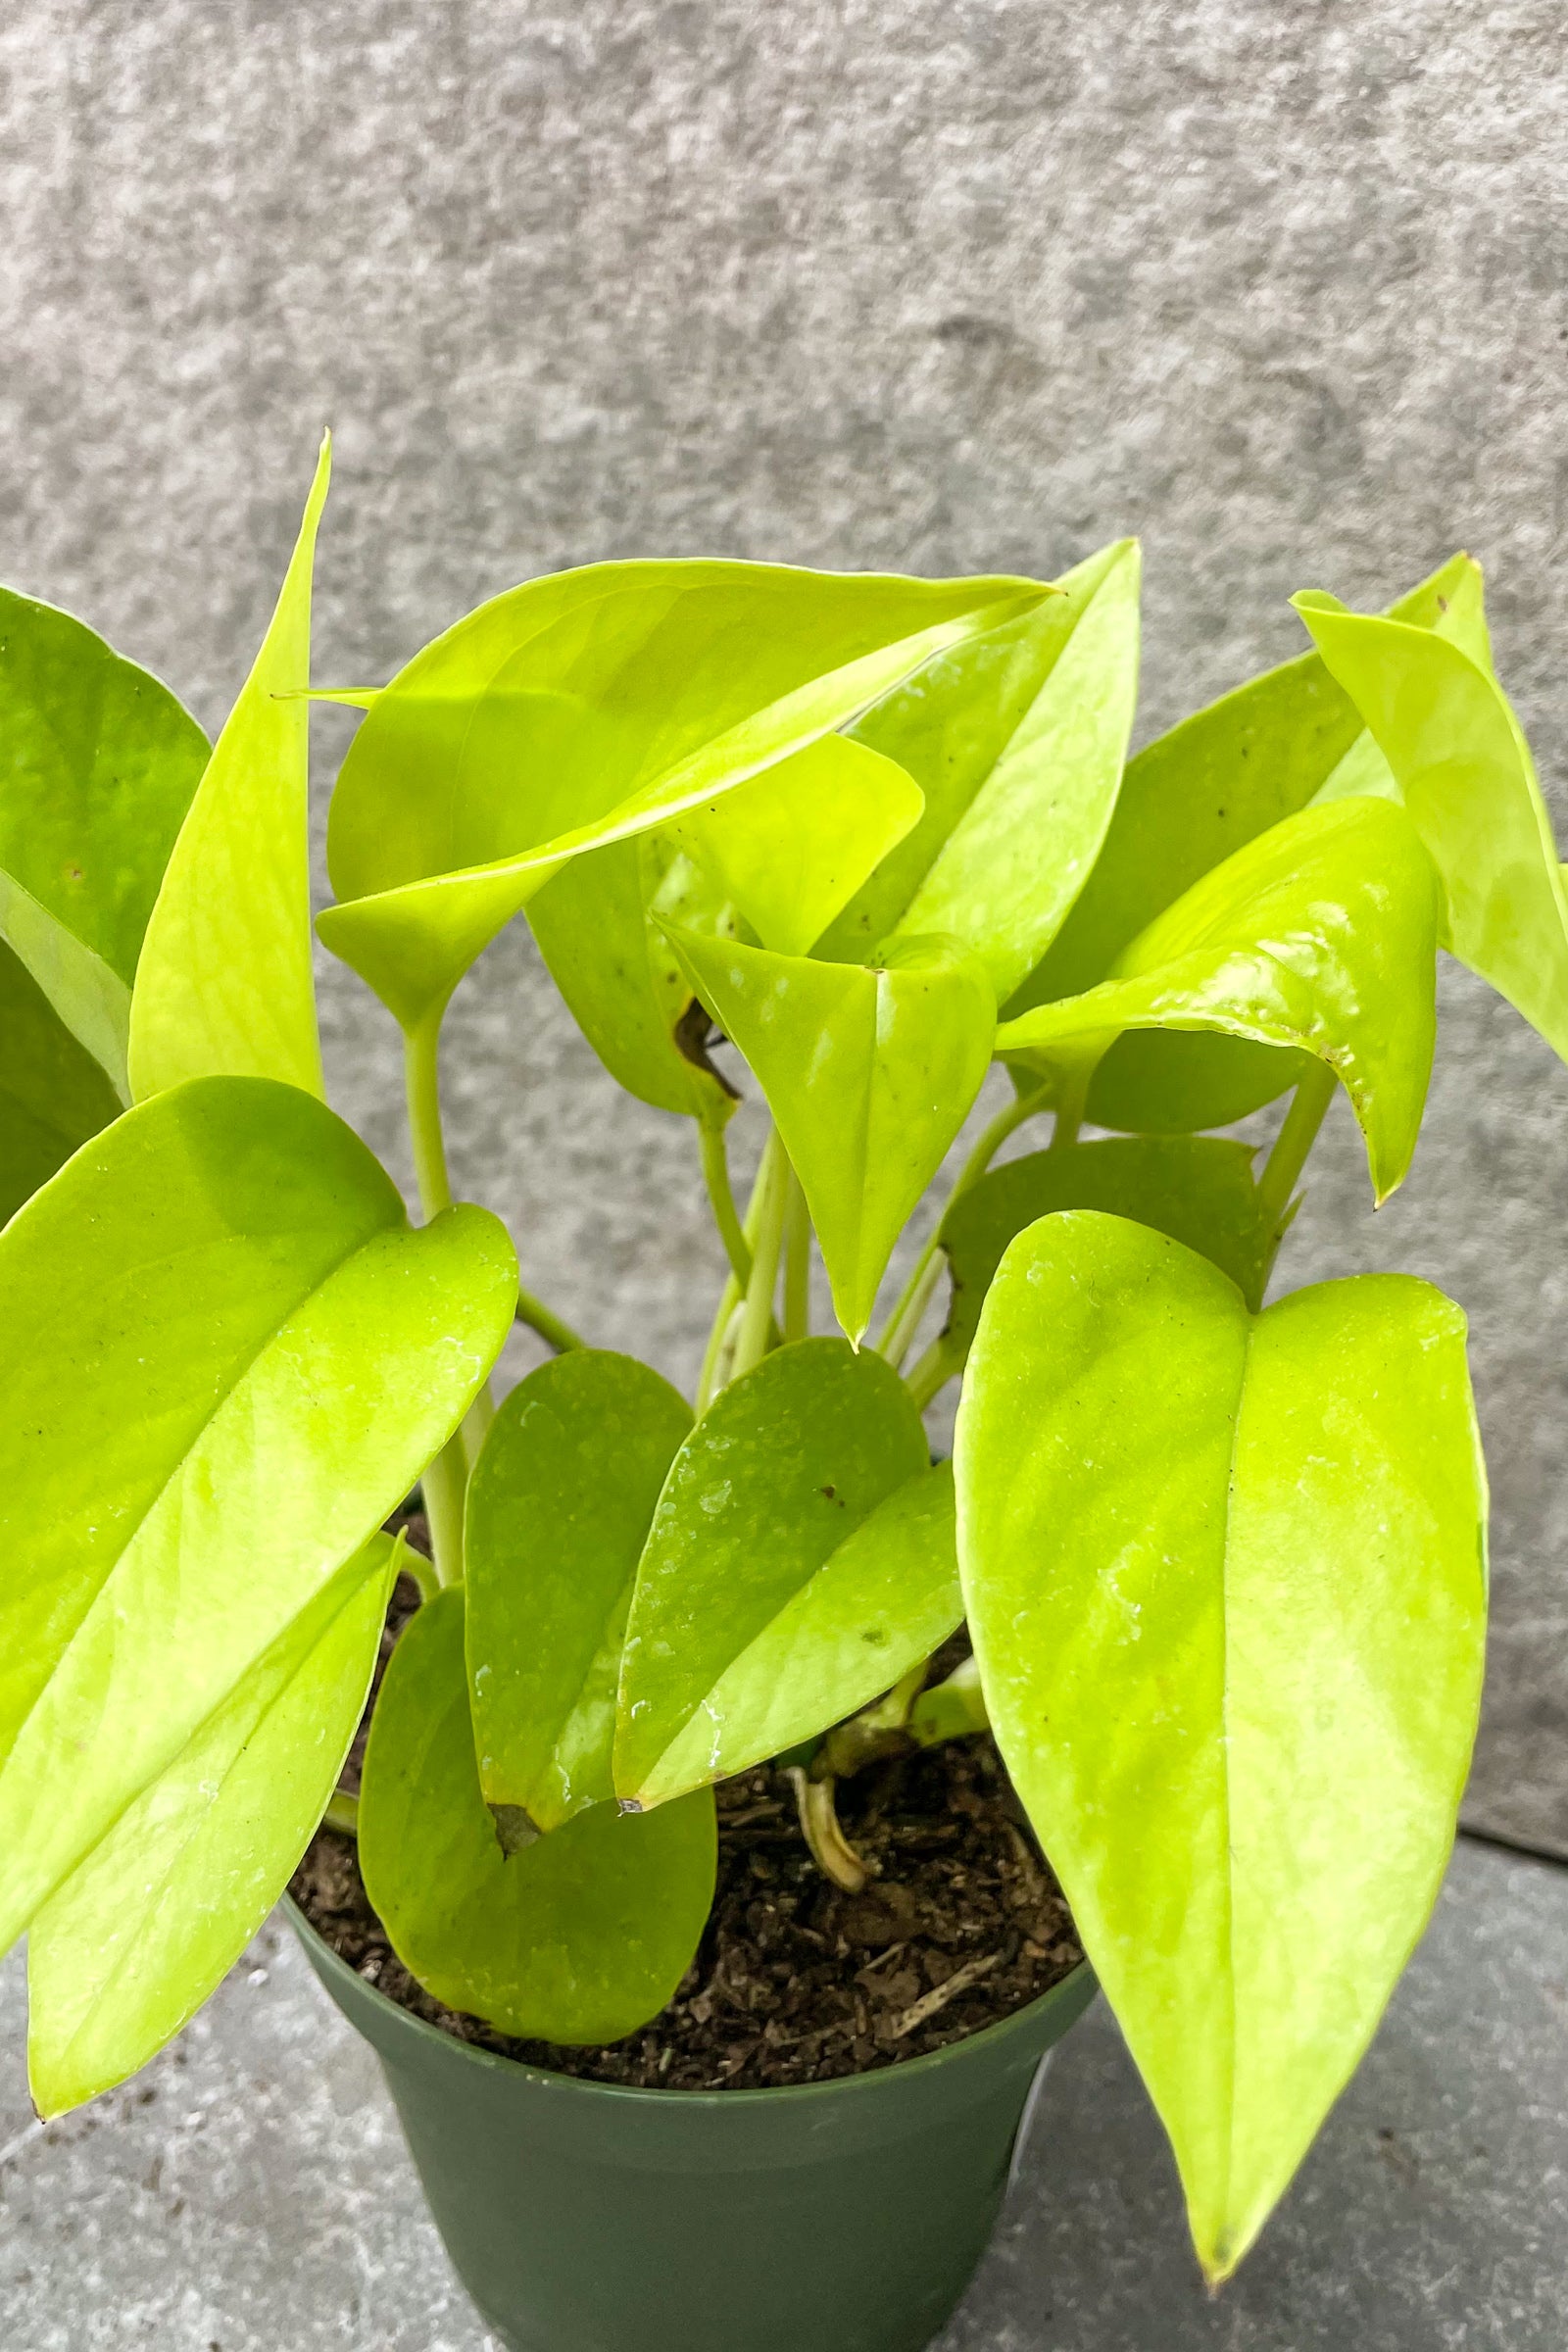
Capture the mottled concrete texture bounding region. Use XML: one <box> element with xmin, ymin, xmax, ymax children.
<box><xmin>2</xmin><ymin>3</ymin><xmax>1566</xmax><ymax>1856</ymax></box>
<box><xmin>0</xmin><ymin>1841</ymin><xmax>1562</xmax><ymax>2348</ymax></box>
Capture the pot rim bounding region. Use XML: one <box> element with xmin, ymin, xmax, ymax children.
<box><xmin>284</xmin><ymin>1891</ymin><xmax>1095</xmax><ymax>2115</ymax></box>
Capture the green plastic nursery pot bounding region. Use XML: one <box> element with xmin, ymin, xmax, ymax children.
<box><xmin>288</xmin><ymin>1899</ymin><xmax>1095</xmax><ymax>2352</ymax></box>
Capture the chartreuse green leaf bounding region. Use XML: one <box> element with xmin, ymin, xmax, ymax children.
<box><xmin>0</xmin><ymin>938</ymin><xmax>122</xmax><ymax>1224</ymax></box>
<box><xmin>956</xmin><ymin>1213</ymin><xmax>1486</xmax><ymax>2280</ymax></box>
<box><xmin>127</xmin><ymin>438</ymin><xmax>331</xmax><ymax>1102</ymax></box>
<box><xmin>529</xmin><ymin>836</ymin><xmax>743</xmax><ymax>1119</ymax></box>
<box><xmin>669</xmin><ymin>732</ymin><xmax>924</xmax><ymax>957</ymax></box>
<box><xmin>996</xmin><ymin>796</ymin><xmax>1440</xmax><ymax>1204</ymax></box>
<box><xmin>615</xmin><ymin>1339</ymin><xmax>935</xmax><ymax>1809</ymax></box>
<box><xmin>26</xmin><ymin>1533</ymin><xmax>398</xmax><ymax>2116</ymax></box>
<box><xmin>525</xmin><ymin>735</ymin><xmax>922</xmax><ymax>1120</ymax></box>
<box><xmin>927</xmin><ymin>1135</ymin><xmax>1280</xmax><ymax>1396</ymax></box>
<box><xmin>0</xmin><ymin>584</ymin><xmax>208</xmax><ymax>1091</ymax></box>
<box><xmin>362</xmin><ymin>1588</ymin><xmax>715</xmax><ymax>2043</ymax></box>
<box><xmin>0</xmin><ymin>868</ymin><xmax>133</xmax><ymax>1104</ymax></box>
<box><xmin>627</xmin><ymin>1462</ymin><xmax>961</xmax><ymax>1810</ymax></box>
<box><xmin>884</xmin><ymin>539</ymin><xmax>1141</xmax><ymax>999</ymax></box>
<box><xmin>1008</xmin><ymin>553</ymin><xmax>1485</xmax><ymax>1131</ymax></box>
<box><xmin>0</xmin><ymin>1075</ymin><xmax>516</xmax><ymax>1958</ymax></box>
<box><xmin>466</xmin><ymin>1351</ymin><xmax>693</xmax><ymax>1839</ymax></box>
<box><xmin>667</xmin><ymin>927</ymin><xmax>996</xmax><ymax>1340</ymax></box>
<box><xmin>318</xmin><ymin>561</ymin><xmax>1046</xmax><ymax>1035</ymax></box>
<box><xmin>815</xmin><ymin>540</ymin><xmax>1141</xmax><ymax>989</ymax></box>
<box><xmin>1295</xmin><ymin>594</ymin><xmax>1568</xmax><ymax>1062</ymax></box>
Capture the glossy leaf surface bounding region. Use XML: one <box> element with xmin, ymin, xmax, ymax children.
<box><xmin>615</xmin><ymin>1338</ymin><xmax>931</xmax><ymax>1807</ymax></box>
<box><xmin>0</xmin><ymin>583</ymin><xmax>208</xmax><ymax>1087</ymax></box>
<box><xmin>0</xmin><ymin>938</ymin><xmax>122</xmax><ymax>1225</ymax></box>
<box><xmin>0</xmin><ymin>866</ymin><xmax>133</xmax><ymax>1102</ymax></box>
<box><xmin>128</xmin><ymin>438</ymin><xmax>330</xmax><ymax>1101</ymax></box>
<box><xmin>528</xmin><ymin>836</ymin><xmax>742</xmax><ymax>1118</ymax></box>
<box><xmin>0</xmin><ymin>1075</ymin><xmax>516</xmax><ymax>1955</ymax></box>
<box><xmin>628</xmin><ymin>1461</ymin><xmax>961</xmax><ymax>1810</ymax></box>
<box><xmin>1296</xmin><ymin>594</ymin><xmax>1568</xmax><ymax>1061</ymax></box>
<box><xmin>995</xmin><ymin>797</ymin><xmax>1440</xmax><ymax>1203</ymax></box>
<box><xmin>816</xmin><ymin>540</ymin><xmax>1141</xmax><ymax>996</ymax></box>
<box><xmin>362</xmin><ymin>1589</ymin><xmax>716</xmax><ymax>2043</ymax></box>
<box><xmin>27</xmin><ymin>1534</ymin><xmax>396</xmax><ymax>2116</ymax></box>
<box><xmin>525</xmin><ymin>734</ymin><xmax>921</xmax><ymax>1120</ymax></box>
<box><xmin>886</xmin><ymin>539</ymin><xmax>1142</xmax><ymax>999</ymax></box>
<box><xmin>320</xmin><ymin>562</ymin><xmax>1045</xmax><ymax>1033</ymax></box>
<box><xmin>466</xmin><ymin>1351</ymin><xmax>693</xmax><ymax>1836</ymax></box>
<box><xmin>1008</xmin><ymin>554</ymin><xmax>1481</xmax><ymax>1131</ymax></box>
<box><xmin>930</xmin><ymin>1136</ymin><xmax>1279</xmax><ymax>1395</ymax></box>
<box><xmin>670</xmin><ymin>732</ymin><xmax>924</xmax><ymax>957</ymax></box>
<box><xmin>669</xmin><ymin>926</ymin><xmax>996</xmax><ymax>1340</ymax></box>
<box><xmin>956</xmin><ymin>1212</ymin><xmax>1487</xmax><ymax>2279</ymax></box>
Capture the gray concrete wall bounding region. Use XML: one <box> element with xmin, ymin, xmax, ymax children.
<box><xmin>3</xmin><ymin>0</ymin><xmax>1565</xmax><ymax>1849</ymax></box>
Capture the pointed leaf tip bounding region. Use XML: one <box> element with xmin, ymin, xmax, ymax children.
<box><xmin>128</xmin><ymin>440</ymin><xmax>332</xmax><ymax>1101</ymax></box>
<box><xmin>957</xmin><ymin>1213</ymin><xmax>1486</xmax><ymax>2276</ymax></box>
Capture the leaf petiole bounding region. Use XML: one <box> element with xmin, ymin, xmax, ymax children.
<box><xmin>729</xmin><ymin>1131</ymin><xmax>789</xmax><ymax>1383</ymax></box>
<box><xmin>1256</xmin><ymin>1059</ymin><xmax>1338</xmax><ymax>1224</ymax></box>
<box><xmin>514</xmin><ymin>1287</ymin><xmax>588</xmax><ymax>1355</ymax></box>
<box><xmin>698</xmin><ymin>1099</ymin><xmax>754</xmax><ymax>1291</ymax></box>
<box><xmin>783</xmin><ymin>1164</ymin><xmax>811</xmax><ymax>1342</ymax></box>
<box><xmin>322</xmin><ymin>1788</ymin><xmax>360</xmax><ymax>1837</ymax></box>
<box><xmin>876</xmin><ymin>1082</ymin><xmax>1054</xmax><ymax>1372</ymax></box>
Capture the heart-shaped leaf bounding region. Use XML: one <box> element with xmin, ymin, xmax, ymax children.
<box><xmin>667</xmin><ymin>927</ymin><xmax>996</xmax><ymax>1340</ymax></box>
<box><xmin>925</xmin><ymin>1135</ymin><xmax>1281</xmax><ymax>1397</ymax></box>
<box><xmin>816</xmin><ymin>538</ymin><xmax>1142</xmax><ymax>1000</ymax></box>
<box><xmin>318</xmin><ymin>563</ymin><xmax>1047</xmax><ymax>1035</ymax></box>
<box><xmin>885</xmin><ymin>538</ymin><xmax>1142</xmax><ymax>999</ymax></box>
<box><xmin>615</xmin><ymin>1337</ymin><xmax>931</xmax><ymax>1807</ymax></box>
<box><xmin>528</xmin><ymin>835</ymin><xmax>744</xmax><ymax>1118</ymax></box>
<box><xmin>26</xmin><ymin>1532</ymin><xmax>397</xmax><ymax>2116</ymax></box>
<box><xmin>1295</xmin><ymin>594</ymin><xmax>1568</xmax><ymax>1062</ymax></box>
<box><xmin>525</xmin><ymin>735</ymin><xmax>923</xmax><ymax>1120</ymax></box>
<box><xmin>466</xmin><ymin>1350</ymin><xmax>693</xmax><ymax>1838</ymax></box>
<box><xmin>0</xmin><ymin>1074</ymin><xmax>517</xmax><ymax>1957</ymax></box>
<box><xmin>0</xmin><ymin>583</ymin><xmax>208</xmax><ymax>1091</ymax></box>
<box><xmin>127</xmin><ymin>437</ymin><xmax>331</xmax><ymax>1102</ymax></box>
<box><xmin>994</xmin><ymin>796</ymin><xmax>1440</xmax><ymax>1204</ymax></box>
<box><xmin>361</xmin><ymin>1587</ymin><xmax>716</xmax><ymax>2043</ymax></box>
<box><xmin>956</xmin><ymin>1211</ymin><xmax>1486</xmax><ymax>2279</ymax></box>
<box><xmin>627</xmin><ymin>1462</ymin><xmax>960</xmax><ymax>1811</ymax></box>
<box><xmin>0</xmin><ymin>938</ymin><xmax>122</xmax><ymax>1225</ymax></box>
<box><xmin>1007</xmin><ymin>554</ymin><xmax>1484</xmax><ymax>1132</ymax></box>
<box><xmin>669</xmin><ymin>732</ymin><xmax>924</xmax><ymax>958</ymax></box>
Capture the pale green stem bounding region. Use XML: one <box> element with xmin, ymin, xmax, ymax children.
<box><xmin>404</xmin><ymin>1010</ymin><xmax>455</xmax><ymax>1219</ymax></box>
<box><xmin>402</xmin><ymin>1543</ymin><xmax>440</xmax><ymax>1604</ymax></box>
<box><xmin>323</xmin><ymin>1788</ymin><xmax>360</xmax><ymax>1837</ymax></box>
<box><xmin>879</xmin><ymin>1250</ymin><xmax>947</xmax><ymax>1376</ymax></box>
<box><xmin>697</xmin><ymin>1133</ymin><xmax>774</xmax><ymax>1411</ymax></box>
<box><xmin>514</xmin><ymin>1287</ymin><xmax>588</xmax><ymax>1355</ymax></box>
<box><xmin>783</xmin><ymin>1166</ymin><xmax>810</xmax><ymax>1343</ymax></box>
<box><xmin>459</xmin><ymin>1391</ymin><xmax>495</xmax><ymax>1474</ymax></box>
<box><xmin>697</xmin><ymin>1288</ymin><xmax>744</xmax><ymax>1416</ymax></box>
<box><xmin>699</xmin><ymin>1103</ymin><xmax>754</xmax><ymax>1291</ymax></box>
<box><xmin>1050</xmin><ymin>1064</ymin><xmax>1091</xmax><ymax>1152</ymax></box>
<box><xmin>1256</xmin><ymin>1059</ymin><xmax>1337</xmax><ymax>1223</ymax></box>
<box><xmin>875</xmin><ymin>1082</ymin><xmax>1055</xmax><ymax>1370</ymax></box>
<box><xmin>403</xmin><ymin>1013</ymin><xmax>468</xmax><ymax>1586</ymax></box>
<box><xmin>903</xmin><ymin>1335</ymin><xmax>953</xmax><ymax>1413</ymax></box>
<box><xmin>406</xmin><ymin>1009</ymin><xmax>581</xmax><ymax>1506</ymax></box>
<box><xmin>729</xmin><ymin>1132</ymin><xmax>789</xmax><ymax>1384</ymax></box>
<box><xmin>421</xmin><ymin>1440</ymin><xmax>467</xmax><ymax>1587</ymax></box>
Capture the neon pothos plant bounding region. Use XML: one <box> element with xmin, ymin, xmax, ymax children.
<box><xmin>1</xmin><ymin>438</ymin><xmax>1558</xmax><ymax>2282</ymax></box>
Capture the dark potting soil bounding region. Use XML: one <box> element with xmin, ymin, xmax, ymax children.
<box><xmin>290</xmin><ymin>1514</ymin><xmax>1084</xmax><ymax>2091</ymax></box>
